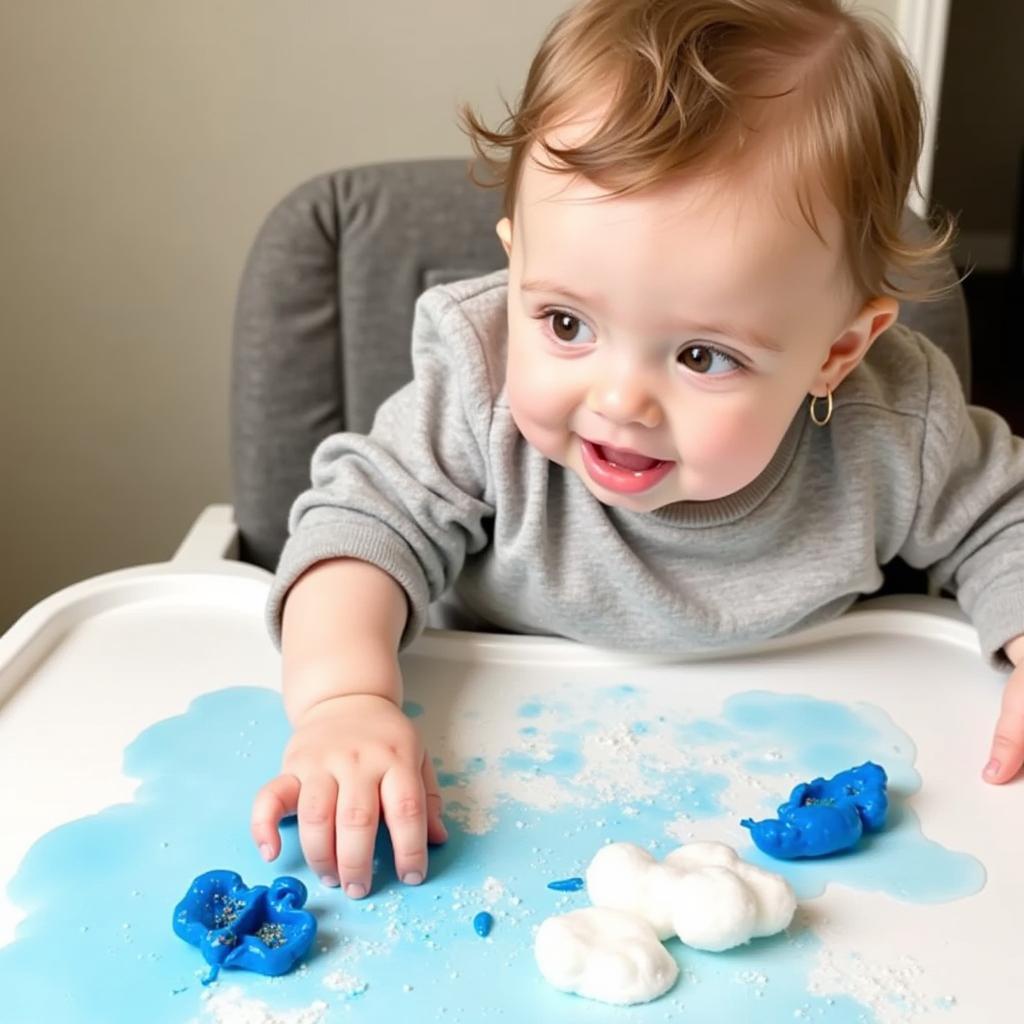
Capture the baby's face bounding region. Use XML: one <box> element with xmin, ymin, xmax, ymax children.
<box><xmin>499</xmin><ymin>135</ymin><xmax>879</xmax><ymax>512</ymax></box>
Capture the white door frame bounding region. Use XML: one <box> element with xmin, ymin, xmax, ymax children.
<box><xmin>896</xmin><ymin>0</ymin><xmax>952</xmax><ymax>215</ymax></box>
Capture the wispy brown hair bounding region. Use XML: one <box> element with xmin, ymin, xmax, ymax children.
<box><xmin>458</xmin><ymin>0</ymin><xmax>957</xmax><ymax>301</ymax></box>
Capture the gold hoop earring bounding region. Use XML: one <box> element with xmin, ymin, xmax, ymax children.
<box><xmin>809</xmin><ymin>386</ymin><xmax>833</xmax><ymax>427</ymax></box>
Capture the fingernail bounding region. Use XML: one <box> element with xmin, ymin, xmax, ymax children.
<box><xmin>258</xmin><ymin>843</ymin><xmax>273</xmax><ymax>862</ymax></box>
<box><xmin>345</xmin><ymin>882</ymin><xmax>367</xmax><ymax>899</ymax></box>
<box><xmin>402</xmin><ymin>872</ymin><xmax>423</xmax><ymax>886</ymax></box>
<box><xmin>320</xmin><ymin>874</ymin><xmax>339</xmax><ymax>887</ymax></box>
<box><xmin>984</xmin><ymin>758</ymin><xmax>1001</xmax><ymax>780</ymax></box>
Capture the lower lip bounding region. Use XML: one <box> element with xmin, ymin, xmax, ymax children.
<box><xmin>579</xmin><ymin>439</ymin><xmax>675</xmax><ymax>495</ymax></box>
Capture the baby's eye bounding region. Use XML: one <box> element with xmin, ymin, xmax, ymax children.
<box><xmin>545</xmin><ymin>310</ymin><xmax>595</xmax><ymax>346</ymax></box>
<box><xmin>677</xmin><ymin>344</ymin><xmax>741</xmax><ymax>376</ymax></box>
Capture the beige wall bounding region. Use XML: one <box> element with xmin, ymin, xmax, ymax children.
<box><xmin>0</xmin><ymin>0</ymin><xmax>914</xmax><ymax>632</ymax></box>
<box><xmin>0</xmin><ymin>0</ymin><xmax>565</xmax><ymax>631</ymax></box>
<box><xmin>857</xmin><ymin>0</ymin><xmax>899</xmax><ymax>24</ymax></box>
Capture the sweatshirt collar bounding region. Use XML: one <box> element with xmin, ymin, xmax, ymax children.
<box><xmin>613</xmin><ymin>407</ymin><xmax>807</xmax><ymax>529</ymax></box>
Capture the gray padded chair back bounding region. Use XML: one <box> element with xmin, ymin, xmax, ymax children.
<box><xmin>231</xmin><ymin>159</ymin><xmax>506</xmax><ymax>569</ymax></box>
<box><xmin>231</xmin><ymin>158</ymin><xmax>971</xmax><ymax>571</ymax></box>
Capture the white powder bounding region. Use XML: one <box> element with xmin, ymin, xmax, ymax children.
<box><xmin>808</xmin><ymin>949</ymin><xmax>947</xmax><ymax>1024</ymax></box>
<box><xmin>322</xmin><ymin>969</ymin><xmax>368</xmax><ymax>997</ymax></box>
<box><xmin>482</xmin><ymin>877</ymin><xmax>505</xmax><ymax>905</ymax></box>
<box><xmin>197</xmin><ymin>986</ymin><xmax>328</xmax><ymax>1024</ymax></box>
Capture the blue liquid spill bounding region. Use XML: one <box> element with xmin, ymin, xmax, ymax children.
<box><xmin>436</xmin><ymin>755</ymin><xmax>487</xmax><ymax>790</ymax></box>
<box><xmin>501</xmin><ymin>730</ymin><xmax>585</xmax><ymax>778</ymax></box>
<box><xmin>0</xmin><ymin>686</ymin><xmax>985</xmax><ymax>1023</ymax></box>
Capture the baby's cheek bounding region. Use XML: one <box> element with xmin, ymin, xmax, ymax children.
<box><xmin>506</xmin><ymin>353</ymin><xmax>576</xmax><ymax>463</ymax></box>
<box><xmin>688</xmin><ymin>401</ymin><xmax>786</xmax><ymax>493</ymax></box>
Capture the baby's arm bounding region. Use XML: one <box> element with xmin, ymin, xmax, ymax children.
<box><xmin>985</xmin><ymin>634</ymin><xmax>1024</xmax><ymax>784</ymax></box>
<box><xmin>893</xmin><ymin>339</ymin><xmax>1024</xmax><ymax>782</ymax></box>
<box><xmin>250</xmin><ymin>557</ymin><xmax>447</xmax><ymax>898</ymax></box>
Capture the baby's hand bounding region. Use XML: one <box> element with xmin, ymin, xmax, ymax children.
<box><xmin>984</xmin><ymin>635</ymin><xmax>1024</xmax><ymax>784</ymax></box>
<box><xmin>250</xmin><ymin>693</ymin><xmax>448</xmax><ymax>898</ymax></box>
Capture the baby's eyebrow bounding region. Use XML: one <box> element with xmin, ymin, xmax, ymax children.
<box><xmin>520</xmin><ymin>278</ymin><xmax>784</xmax><ymax>352</ymax></box>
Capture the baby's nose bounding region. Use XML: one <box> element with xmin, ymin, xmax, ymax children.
<box><xmin>585</xmin><ymin>371</ymin><xmax>662</xmax><ymax>429</ymax></box>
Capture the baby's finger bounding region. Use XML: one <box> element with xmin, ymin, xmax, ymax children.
<box><xmin>251</xmin><ymin>773</ymin><xmax>301</xmax><ymax>862</ymax></box>
<box><xmin>335</xmin><ymin>775</ymin><xmax>381</xmax><ymax>899</ymax></box>
<box><xmin>296</xmin><ymin>772</ymin><xmax>341</xmax><ymax>886</ymax></box>
<box><xmin>984</xmin><ymin>662</ymin><xmax>1024</xmax><ymax>783</ymax></box>
<box><xmin>380</xmin><ymin>764</ymin><xmax>428</xmax><ymax>886</ymax></box>
<box><xmin>421</xmin><ymin>752</ymin><xmax>449</xmax><ymax>845</ymax></box>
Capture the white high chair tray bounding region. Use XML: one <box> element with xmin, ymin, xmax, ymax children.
<box><xmin>0</xmin><ymin>548</ymin><xmax>1019</xmax><ymax>1023</ymax></box>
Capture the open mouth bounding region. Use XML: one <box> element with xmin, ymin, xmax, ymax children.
<box><xmin>580</xmin><ymin>439</ymin><xmax>675</xmax><ymax>495</ymax></box>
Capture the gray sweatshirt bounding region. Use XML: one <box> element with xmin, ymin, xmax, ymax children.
<box><xmin>268</xmin><ymin>269</ymin><xmax>1024</xmax><ymax>665</ymax></box>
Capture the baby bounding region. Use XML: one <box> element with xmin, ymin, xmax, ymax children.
<box><xmin>250</xmin><ymin>0</ymin><xmax>1024</xmax><ymax>900</ymax></box>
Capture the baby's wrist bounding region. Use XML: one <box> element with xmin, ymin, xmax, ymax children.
<box><xmin>295</xmin><ymin>691</ymin><xmax>401</xmax><ymax>726</ymax></box>
<box><xmin>283</xmin><ymin>656</ymin><xmax>403</xmax><ymax>723</ymax></box>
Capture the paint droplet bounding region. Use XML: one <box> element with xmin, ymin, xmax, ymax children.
<box><xmin>473</xmin><ymin>911</ymin><xmax>494</xmax><ymax>937</ymax></box>
<box><xmin>547</xmin><ymin>877</ymin><xmax>584</xmax><ymax>892</ymax></box>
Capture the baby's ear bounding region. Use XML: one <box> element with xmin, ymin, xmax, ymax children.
<box><xmin>813</xmin><ymin>296</ymin><xmax>899</xmax><ymax>394</ymax></box>
<box><xmin>496</xmin><ymin>217</ymin><xmax>513</xmax><ymax>256</ymax></box>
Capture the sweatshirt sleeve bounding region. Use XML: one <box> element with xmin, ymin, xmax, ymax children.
<box><xmin>265</xmin><ymin>285</ymin><xmax>497</xmax><ymax>650</ymax></box>
<box><xmin>898</xmin><ymin>339</ymin><xmax>1024</xmax><ymax>665</ymax></box>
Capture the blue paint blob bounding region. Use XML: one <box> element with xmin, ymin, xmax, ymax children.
<box><xmin>172</xmin><ymin>871</ymin><xmax>316</xmax><ymax>982</ymax></box>
<box><xmin>741</xmin><ymin>762</ymin><xmax>889</xmax><ymax>859</ymax></box>
<box><xmin>402</xmin><ymin>701</ymin><xmax>425</xmax><ymax>718</ymax></box>
<box><xmin>546</xmin><ymin>877</ymin><xmax>584</xmax><ymax>892</ymax></box>
<box><xmin>472</xmin><ymin>911</ymin><xmax>493</xmax><ymax>937</ymax></box>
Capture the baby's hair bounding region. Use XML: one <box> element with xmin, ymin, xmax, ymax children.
<box><xmin>458</xmin><ymin>0</ymin><xmax>957</xmax><ymax>302</ymax></box>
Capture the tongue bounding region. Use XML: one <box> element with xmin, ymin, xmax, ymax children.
<box><xmin>599</xmin><ymin>445</ymin><xmax>661</xmax><ymax>471</ymax></box>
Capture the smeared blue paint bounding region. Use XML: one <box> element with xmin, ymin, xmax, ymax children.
<box><xmin>0</xmin><ymin>686</ymin><xmax>986</xmax><ymax>1023</ymax></box>
<box><xmin>402</xmin><ymin>701</ymin><xmax>424</xmax><ymax>718</ymax></box>
<box><xmin>437</xmin><ymin>756</ymin><xmax>486</xmax><ymax>789</ymax></box>
<box><xmin>518</xmin><ymin>726</ymin><xmax>538</xmax><ymax>737</ymax></box>
<box><xmin>517</xmin><ymin>702</ymin><xmax>543</xmax><ymax>718</ymax></box>
<box><xmin>597</xmin><ymin>684</ymin><xmax>638</xmax><ymax>700</ymax></box>
<box><xmin>685</xmin><ymin>693</ymin><xmax>985</xmax><ymax>902</ymax></box>
<box><xmin>501</xmin><ymin>731</ymin><xmax>585</xmax><ymax>779</ymax></box>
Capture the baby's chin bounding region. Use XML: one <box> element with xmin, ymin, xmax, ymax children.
<box><xmin>581</xmin><ymin>463</ymin><xmax>767</xmax><ymax>511</ymax></box>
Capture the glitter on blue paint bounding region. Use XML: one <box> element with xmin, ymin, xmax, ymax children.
<box><xmin>472</xmin><ymin>911</ymin><xmax>493</xmax><ymax>937</ymax></box>
<box><xmin>547</xmin><ymin>877</ymin><xmax>584</xmax><ymax>892</ymax></box>
<box><xmin>172</xmin><ymin>871</ymin><xmax>316</xmax><ymax>983</ymax></box>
